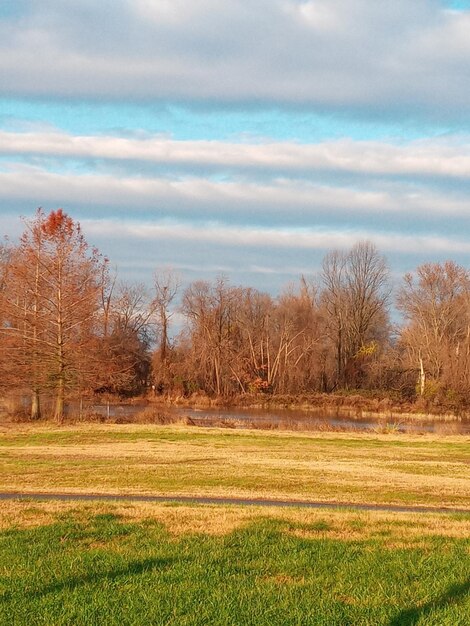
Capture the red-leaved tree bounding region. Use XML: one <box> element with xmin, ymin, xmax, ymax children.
<box><xmin>1</xmin><ymin>209</ymin><xmax>107</xmax><ymax>422</ymax></box>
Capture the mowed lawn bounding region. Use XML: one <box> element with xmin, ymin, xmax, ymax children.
<box><xmin>0</xmin><ymin>500</ymin><xmax>469</xmax><ymax>626</ymax></box>
<box><xmin>0</xmin><ymin>423</ymin><xmax>469</xmax><ymax>507</ymax></box>
<box><xmin>0</xmin><ymin>424</ymin><xmax>469</xmax><ymax>625</ymax></box>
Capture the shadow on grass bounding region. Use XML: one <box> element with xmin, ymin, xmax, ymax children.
<box><xmin>1</xmin><ymin>557</ymin><xmax>173</xmax><ymax>603</ymax></box>
<box><xmin>389</xmin><ymin>578</ymin><xmax>470</xmax><ymax>625</ymax></box>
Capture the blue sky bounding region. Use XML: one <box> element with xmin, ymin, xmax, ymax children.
<box><xmin>2</xmin><ymin>0</ymin><xmax>470</xmax><ymax>294</ymax></box>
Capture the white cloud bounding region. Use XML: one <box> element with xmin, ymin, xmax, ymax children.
<box><xmin>2</xmin><ymin>161</ymin><xmax>469</xmax><ymax>222</ymax></box>
<box><xmin>0</xmin><ymin>1</ymin><xmax>470</xmax><ymax>116</ymax></box>
<box><xmin>3</xmin><ymin>130</ymin><xmax>470</xmax><ymax>181</ymax></box>
<box><xmin>82</xmin><ymin>216</ymin><xmax>470</xmax><ymax>256</ymax></box>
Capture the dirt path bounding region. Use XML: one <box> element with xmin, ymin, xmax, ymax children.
<box><xmin>0</xmin><ymin>492</ymin><xmax>468</xmax><ymax>515</ymax></box>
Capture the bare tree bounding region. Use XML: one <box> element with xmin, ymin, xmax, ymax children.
<box><xmin>95</xmin><ymin>282</ymin><xmax>157</xmax><ymax>396</ymax></box>
<box><xmin>397</xmin><ymin>261</ymin><xmax>469</xmax><ymax>397</ymax></box>
<box><xmin>272</xmin><ymin>280</ymin><xmax>327</xmax><ymax>393</ymax></box>
<box><xmin>321</xmin><ymin>241</ymin><xmax>390</xmax><ymax>388</ymax></box>
<box><xmin>152</xmin><ymin>269</ymin><xmax>180</xmax><ymax>392</ymax></box>
<box><xmin>234</xmin><ymin>288</ymin><xmax>274</xmax><ymax>393</ymax></box>
<box><xmin>0</xmin><ymin>240</ymin><xmax>15</xmax><ymax>396</ymax></box>
<box><xmin>181</xmin><ymin>277</ymin><xmax>241</xmax><ymax>396</ymax></box>
<box><xmin>1</xmin><ymin>209</ymin><xmax>107</xmax><ymax>422</ymax></box>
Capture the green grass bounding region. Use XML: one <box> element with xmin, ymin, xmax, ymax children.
<box><xmin>0</xmin><ymin>508</ymin><xmax>469</xmax><ymax>625</ymax></box>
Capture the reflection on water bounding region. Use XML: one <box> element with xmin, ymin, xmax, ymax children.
<box><xmin>87</xmin><ymin>403</ymin><xmax>470</xmax><ymax>434</ymax></box>
<box><xmin>173</xmin><ymin>407</ymin><xmax>470</xmax><ymax>434</ymax></box>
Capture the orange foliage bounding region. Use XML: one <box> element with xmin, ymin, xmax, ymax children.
<box><xmin>40</xmin><ymin>208</ymin><xmax>76</xmax><ymax>239</ymax></box>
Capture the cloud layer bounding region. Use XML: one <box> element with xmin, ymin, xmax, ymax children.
<box><xmin>2</xmin><ymin>2</ymin><xmax>470</xmax><ymax>293</ymax></box>
<box><xmin>3</xmin><ymin>130</ymin><xmax>470</xmax><ymax>180</ymax></box>
<box><xmin>0</xmin><ymin>1</ymin><xmax>470</xmax><ymax>118</ymax></box>
<box><xmin>2</xmin><ymin>125</ymin><xmax>470</xmax><ymax>292</ymax></box>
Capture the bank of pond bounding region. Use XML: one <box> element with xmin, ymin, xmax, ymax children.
<box><xmin>57</xmin><ymin>402</ymin><xmax>470</xmax><ymax>434</ymax></box>
<box><xmin>3</xmin><ymin>392</ymin><xmax>470</xmax><ymax>434</ymax></box>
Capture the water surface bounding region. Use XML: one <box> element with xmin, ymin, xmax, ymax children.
<box><xmin>88</xmin><ymin>403</ymin><xmax>470</xmax><ymax>434</ymax></box>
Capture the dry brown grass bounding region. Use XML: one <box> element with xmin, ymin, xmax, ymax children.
<box><xmin>1</xmin><ymin>423</ymin><xmax>469</xmax><ymax>508</ymax></box>
<box><xmin>1</xmin><ymin>499</ymin><xmax>469</xmax><ymax>546</ymax></box>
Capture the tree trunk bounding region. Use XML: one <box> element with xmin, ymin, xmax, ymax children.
<box><xmin>418</xmin><ymin>355</ymin><xmax>426</xmax><ymax>396</ymax></box>
<box><xmin>31</xmin><ymin>389</ymin><xmax>41</xmax><ymax>420</ymax></box>
<box><xmin>55</xmin><ymin>374</ymin><xmax>65</xmax><ymax>424</ymax></box>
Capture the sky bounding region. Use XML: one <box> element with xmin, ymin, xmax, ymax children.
<box><xmin>2</xmin><ymin>0</ymin><xmax>470</xmax><ymax>294</ymax></box>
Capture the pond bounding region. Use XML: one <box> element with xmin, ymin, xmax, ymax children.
<box><xmin>87</xmin><ymin>403</ymin><xmax>470</xmax><ymax>434</ymax></box>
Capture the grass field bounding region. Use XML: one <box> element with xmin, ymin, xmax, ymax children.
<box><xmin>0</xmin><ymin>423</ymin><xmax>469</xmax><ymax>507</ymax></box>
<box><xmin>0</xmin><ymin>499</ymin><xmax>469</xmax><ymax>625</ymax></box>
<box><xmin>0</xmin><ymin>423</ymin><xmax>469</xmax><ymax>624</ymax></box>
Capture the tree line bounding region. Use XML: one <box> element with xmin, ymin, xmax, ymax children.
<box><xmin>1</xmin><ymin>209</ymin><xmax>470</xmax><ymax>420</ymax></box>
